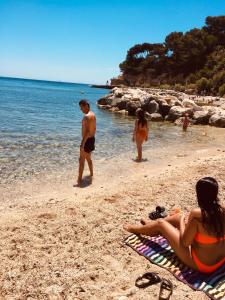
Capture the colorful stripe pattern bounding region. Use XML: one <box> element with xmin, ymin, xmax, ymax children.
<box><xmin>124</xmin><ymin>234</ymin><xmax>225</xmax><ymax>300</ymax></box>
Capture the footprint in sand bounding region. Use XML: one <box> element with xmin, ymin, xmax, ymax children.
<box><xmin>37</xmin><ymin>213</ymin><xmax>57</xmax><ymax>220</ymax></box>
<box><xmin>65</xmin><ymin>208</ymin><xmax>76</xmax><ymax>215</ymax></box>
<box><xmin>104</xmin><ymin>197</ymin><xmax>116</xmax><ymax>203</ymax></box>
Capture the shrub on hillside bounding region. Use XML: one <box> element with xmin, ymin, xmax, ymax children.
<box><xmin>174</xmin><ymin>84</ymin><xmax>185</xmax><ymax>92</ymax></box>
<box><xmin>212</xmin><ymin>70</ymin><xmax>225</xmax><ymax>91</ymax></box>
<box><xmin>188</xmin><ymin>74</ymin><xmax>198</xmax><ymax>83</ymax></box>
<box><xmin>160</xmin><ymin>84</ymin><xmax>171</xmax><ymax>90</ymax></box>
<box><xmin>219</xmin><ymin>84</ymin><xmax>225</xmax><ymax>97</ymax></box>
<box><xmin>196</xmin><ymin>77</ymin><xmax>211</xmax><ymax>93</ymax></box>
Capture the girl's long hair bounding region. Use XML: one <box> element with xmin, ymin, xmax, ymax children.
<box><xmin>196</xmin><ymin>177</ymin><xmax>224</xmax><ymax>238</ymax></box>
<box><xmin>137</xmin><ymin>109</ymin><xmax>147</xmax><ymax>127</ymax></box>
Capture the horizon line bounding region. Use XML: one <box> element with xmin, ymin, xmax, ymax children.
<box><xmin>0</xmin><ymin>75</ymin><xmax>95</xmax><ymax>86</ymax></box>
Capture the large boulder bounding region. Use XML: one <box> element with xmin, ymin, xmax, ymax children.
<box><xmin>146</xmin><ymin>100</ymin><xmax>159</xmax><ymax>114</ymax></box>
<box><xmin>162</xmin><ymin>96</ymin><xmax>180</xmax><ymax>105</ymax></box>
<box><xmin>140</xmin><ymin>96</ymin><xmax>151</xmax><ymax>110</ymax></box>
<box><xmin>159</xmin><ymin>103</ymin><xmax>171</xmax><ymax>118</ymax></box>
<box><xmin>117</xmin><ymin>100</ymin><xmax>128</xmax><ymax>110</ymax></box>
<box><xmin>182</xmin><ymin>99</ymin><xmax>202</xmax><ymax>111</ymax></box>
<box><xmin>155</xmin><ymin>97</ymin><xmax>167</xmax><ymax>106</ymax></box>
<box><xmin>97</xmin><ymin>104</ymin><xmax>111</xmax><ymax>110</ymax></box>
<box><xmin>97</xmin><ymin>97</ymin><xmax>112</xmax><ymax>105</ymax></box>
<box><xmin>110</xmin><ymin>98</ymin><xmax>127</xmax><ymax>110</ymax></box>
<box><xmin>193</xmin><ymin>111</ymin><xmax>210</xmax><ymax>125</ymax></box>
<box><xmin>149</xmin><ymin>113</ymin><xmax>163</xmax><ymax>122</ymax></box>
<box><xmin>167</xmin><ymin>106</ymin><xmax>193</xmax><ymax>121</ymax></box>
<box><xmin>209</xmin><ymin>112</ymin><xmax>225</xmax><ymax>127</ymax></box>
<box><xmin>114</xmin><ymin>88</ymin><xmax>125</xmax><ymax>98</ymax></box>
<box><xmin>126</xmin><ymin>101</ymin><xmax>141</xmax><ymax>115</ymax></box>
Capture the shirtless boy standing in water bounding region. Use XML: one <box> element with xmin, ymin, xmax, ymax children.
<box><xmin>77</xmin><ymin>100</ymin><xmax>96</xmax><ymax>186</ymax></box>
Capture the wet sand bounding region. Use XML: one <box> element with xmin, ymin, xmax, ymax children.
<box><xmin>0</xmin><ymin>142</ymin><xmax>225</xmax><ymax>299</ymax></box>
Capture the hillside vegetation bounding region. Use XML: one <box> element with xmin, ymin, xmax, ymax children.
<box><xmin>117</xmin><ymin>16</ymin><xmax>225</xmax><ymax>96</ymax></box>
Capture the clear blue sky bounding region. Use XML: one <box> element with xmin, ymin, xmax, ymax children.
<box><xmin>0</xmin><ymin>0</ymin><xmax>224</xmax><ymax>84</ymax></box>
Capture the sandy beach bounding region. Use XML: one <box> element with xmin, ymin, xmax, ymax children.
<box><xmin>0</xmin><ymin>140</ymin><xmax>225</xmax><ymax>300</ymax></box>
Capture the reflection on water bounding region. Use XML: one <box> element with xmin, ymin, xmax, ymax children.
<box><xmin>0</xmin><ymin>77</ymin><xmax>225</xmax><ymax>184</ymax></box>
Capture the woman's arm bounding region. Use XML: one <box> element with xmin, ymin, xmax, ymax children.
<box><xmin>133</xmin><ymin>120</ymin><xmax>138</xmax><ymax>142</ymax></box>
<box><xmin>180</xmin><ymin>210</ymin><xmax>198</xmax><ymax>247</ymax></box>
<box><xmin>146</xmin><ymin>120</ymin><xmax>149</xmax><ymax>141</ymax></box>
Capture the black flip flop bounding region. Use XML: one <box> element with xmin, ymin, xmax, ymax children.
<box><xmin>135</xmin><ymin>272</ymin><xmax>161</xmax><ymax>288</ymax></box>
<box><xmin>159</xmin><ymin>278</ymin><xmax>173</xmax><ymax>299</ymax></box>
<box><xmin>149</xmin><ymin>206</ymin><xmax>167</xmax><ymax>220</ymax></box>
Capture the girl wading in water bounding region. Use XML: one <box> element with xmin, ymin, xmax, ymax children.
<box><xmin>133</xmin><ymin>109</ymin><xmax>149</xmax><ymax>162</ymax></box>
<box><xmin>124</xmin><ymin>177</ymin><xmax>225</xmax><ymax>273</ymax></box>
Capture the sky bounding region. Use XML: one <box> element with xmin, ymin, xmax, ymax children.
<box><xmin>0</xmin><ymin>0</ymin><xmax>225</xmax><ymax>84</ymax></box>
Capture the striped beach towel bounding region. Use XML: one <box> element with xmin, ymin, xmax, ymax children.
<box><xmin>124</xmin><ymin>234</ymin><xmax>225</xmax><ymax>300</ymax></box>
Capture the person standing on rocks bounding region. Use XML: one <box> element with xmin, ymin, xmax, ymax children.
<box><xmin>133</xmin><ymin>109</ymin><xmax>149</xmax><ymax>162</ymax></box>
<box><xmin>77</xmin><ymin>99</ymin><xmax>96</xmax><ymax>186</ymax></box>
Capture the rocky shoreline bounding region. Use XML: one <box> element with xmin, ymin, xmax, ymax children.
<box><xmin>97</xmin><ymin>87</ymin><xmax>225</xmax><ymax>127</ymax></box>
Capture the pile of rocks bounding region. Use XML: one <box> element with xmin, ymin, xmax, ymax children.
<box><xmin>97</xmin><ymin>87</ymin><xmax>225</xmax><ymax>127</ymax></box>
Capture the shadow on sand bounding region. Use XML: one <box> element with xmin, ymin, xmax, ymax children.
<box><xmin>132</xmin><ymin>158</ymin><xmax>148</xmax><ymax>163</ymax></box>
<box><xmin>73</xmin><ymin>175</ymin><xmax>93</xmax><ymax>188</ymax></box>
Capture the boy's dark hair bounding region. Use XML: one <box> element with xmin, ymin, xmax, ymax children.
<box><xmin>79</xmin><ymin>99</ymin><xmax>90</xmax><ymax>108</ymax></box>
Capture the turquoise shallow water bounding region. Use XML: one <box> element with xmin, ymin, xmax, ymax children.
<box><xmin>0</xmin><ymin>77</ymin><xmax>224</xmax><ymax>184</ymax></box>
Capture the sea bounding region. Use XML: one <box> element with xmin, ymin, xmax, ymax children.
<box><xmin>0</xmin><ymin>76</ymin><xmax>224</xmax><ymax>184</ymax></box>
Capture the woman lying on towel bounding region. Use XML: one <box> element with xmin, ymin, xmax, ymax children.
<box><xmin>123</xmin><ymin>177</ymin><xmax>225</xmax><ymax>273</ymax></box>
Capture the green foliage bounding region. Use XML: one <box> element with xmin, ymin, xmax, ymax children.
<box><xmin>219</xmin><ymin>84</ymin><xmax>225</xmax><ymax>97</ymax></box>
<box><xmin>159</xmin><ymin>84</ymin><xmax>171</xmax><ymax>90</ymax></box>
<box><xmin>188</xmin><ymin>74</ymin><xmax>198</xmax><ymax>83</ymax></box>
<box><xmin>196</xmin><ymin>77</ymin><xmax>211</xmax><ymax>93</ymax></box>
<box><xmin>212</xmin><ymin>70</ymin><xmax>225</xmax><ymax>91</ymax></box>
<box><xmin>119</xmin><ymin>15</ymin><xmax>225</xmax><ymax>95</ymax></box>
<box><xmin>186</xmin><ymin>84</ymin><xmax>196</xmax><ymax>91</ymax></box>
<box><xmin>174</xmin><ymin>83</ymin><xmax>185</xmax><ymax>92</ymax></box>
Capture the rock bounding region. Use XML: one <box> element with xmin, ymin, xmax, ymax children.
<box><xmin>185</xmin><ymin>88</ymin><xmax>196</xmax><ymax>95</ymax></box>
<box><xmin>115</xmin><ymin>109</ymin><xmax>128</xmax><ymax>115</ymax></box>
<box><xmin>159</xmin><ymin>103</ymin><xmax>171</xmax><ymax>118</ymax></box>
<box><xmin>145</xmin><ymin>112</ymin><xmax>151</xmax><ymax>119</ymax></box>
<box><xmin>146</xmin><ymin>100</ymin><xmax>159</xmax><ymax>114</ymax></box>
<box><xmin>167</xmin><ymin>106</ymin><xmax>193</xmax><ymax>121</ymax></box>
<box><xmin>140</xmin><ymin>96</ymin><xmax>151</xmax><ymax>109</ymax></box>
<box><xmin>126</xmin><ymin>101</ymin><xmax>141</xmax><ymax>115</ymax></box>
<box><xmin>109</xmin><ymin>107</ymin><xmax>119</xmax><ymax>112</ymax></box>
<box><xmin>182</xmin><ymin>99</ymin><xmax>202</xmax><ymax>110</ymax></box>
<box><xmin>171</xmin><ymin>99</ymin><xmax>182</xmax><ymax>107</ymax></box>
<box><xmin>114</xmin><ymin>88</ymin><xmax>125</xmax><ymax>98</ymax></box>
<box><xmin>155</xmin><ymin>97</ymin><xmax>167</xmax><ymax>106</ymax></box>
<box><xmin>163</xmin><ymin>95</ymin><xmax>179</xmax><ymax>104</ymax></box>
<box><xmin>117</xmin><ymin>100</ymin><xmax>128</xmax><ymax>110</ymax></box>
<box><xmin>149</xmin><ymin>113</ymin><xmax>163</xmax><ymax>122</ymax></box>
<box><xmin>111</xmin><ymin>97</ymin><xmax>124</xmax><ymax>107</ymax></box>
<box><xmin>193</xmin><ymin>111</ymin><xmax>210</xmax><ymax>125</ymax></box>
<box><xmin>97</xmin><ymin>97</ymin><xmax>110</xmax><ymax>105</ymax></box>
<box><xmin>209</xmin><ymin>112</ymin><xmax>225</xmax><ymax>127</ymax></box>
<box><xmin>45</xmin><ymin>285</ymin><xmax>64</xmax><ymax>298</ymax></box>
<box><xmin>97</xmin><ymin>104</ymin><xmax>111</xmax><ymax>110</ymax></box>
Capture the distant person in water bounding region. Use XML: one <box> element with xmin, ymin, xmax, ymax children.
<box><xmin>182</xmin><ymin>113</ymin><xmax>190</xmax><ymax>131</ymax></box>
<box><xmin>77</xmin><ymin>100</ymin><xmax>96</xmax><ymax>186</ymax></box>
<box><xmin>133</xmin><ymin>109</ymin><xmax>149</xmax><ymax>162</ymax></box>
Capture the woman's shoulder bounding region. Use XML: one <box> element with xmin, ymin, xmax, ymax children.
<box><xmin>190</xmin><ymin>208</ymin><xmax>202</xmax><ymax>219</ymax></box>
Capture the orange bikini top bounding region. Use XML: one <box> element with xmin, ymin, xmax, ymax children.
<box><xmin>194</xmin><ymin>232</ymin><xmax>225</xmax><ymax>244</ymax></box>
